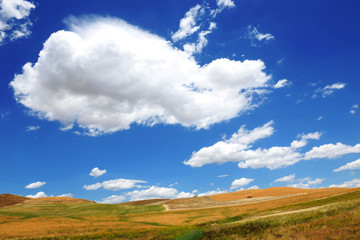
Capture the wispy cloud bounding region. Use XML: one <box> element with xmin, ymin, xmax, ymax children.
<box><xmin>26</xmin><ymin>125</ymin><xmax>40</xmax><ymax>132</ymax></box>
<box><xmin>246</xmin><ymin>25</ymin><xmax>275</xmax><ymax>47</ymax></box>
<box><xmin>313</xmin><ymin>82</ymin><xmax>346</xmax><ymax>98</ymax></box>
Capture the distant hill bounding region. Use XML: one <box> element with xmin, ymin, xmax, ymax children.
<box><xmin>0</xmin><ymin>194</ymin><xmax>29</xmax><ymax>207</ymax></box>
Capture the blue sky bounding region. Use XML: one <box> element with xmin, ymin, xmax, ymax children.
<box><xmin>1</xmin><ymin>0</ymin><xmax>360</xmax><ymax>203</ymax></box>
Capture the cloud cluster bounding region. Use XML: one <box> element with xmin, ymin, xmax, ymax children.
<box><xmin>101</xmin><ymin>186</ymin><xmax>195</xmax><ymax>203</ymax></box>
<box><xmin>25</xmin><ymin>181</ymin><xmax>46</xmax><ymax>189</ymax></box>
<box><xmin>0</xmin><ymin>0</ymin><xmax>35</xmax><ymax>44</ymax></box>
<box><xmin>185</xmin><ymin>120</ymin><xmax>360</xmax><ymax>170</ymax></box>
<box><xmin>89</xmin><ymin>167</ymin><xmax>107</xmax><ymax>178</ymax></box>
<box><xmin>83</xmin><ymin>178</ymin><xmax>146</xmax><ymax>191</ymax></box>
<box><xmin>313</xmin><ymin>82</ymin><xmax>346</xmax><ymax>98</ymax></box>
<box><xmin>184</xmin><ymin>122</ymin><xmax>323</xmax><ymax>169</ymax></box>
<box><xmin>273</xmin><ymin>174</ymin><xmax>324</xmax><ymax>188</ymax></box>
<box><xmin>10</xmin><ymin>16</ymin><xmax>271</xmax><ymax>135</ymax></box>
<box><xmin>350</xmin><ymin>104</ymin><xmax>358</xmax><ymax>114</ymax></box>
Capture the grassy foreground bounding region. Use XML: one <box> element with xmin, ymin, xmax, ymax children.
<box><xmin>1</xmin><ymin>190</ymin><xmax>360</xmax><ymax>239</ymax></box>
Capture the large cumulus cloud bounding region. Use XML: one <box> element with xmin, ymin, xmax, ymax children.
<box><xmin>11</xmin><ymin>16</ymin><xmax>271</xmax><ymax>135</ymax></box>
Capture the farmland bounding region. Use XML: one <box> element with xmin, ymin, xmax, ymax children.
<box><xmin>0</xmin><ymin>187</ymin><xmax>360</xmax><ymax>239</ymax></box>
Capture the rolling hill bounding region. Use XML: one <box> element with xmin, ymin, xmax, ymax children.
<box><xmin>1</xmin><ymin>187</ymin><xmax>359</xmax><ymax>239</ymax></box>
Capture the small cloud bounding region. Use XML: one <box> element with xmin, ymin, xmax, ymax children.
<box><xmin>230</xmin><ymin>177</ymin><xmax>254</xmax><ymax>190</ymax></box>
<box><xmin>217</xmin><ymin>174</ymin><xmax>229</xmax><ymax>178</ymax></box>
<box><xmin>169</xmin><ymin>182</ymin><xmax>178</xmax><ymax>187</ymax></box>
<box><xmin>26</xmin><ymin>191</ymin><xmax>47</xmax><ymax>198</ymax></box>
<box><xmin>350</xmin><ymin>104</ymin><xmax>358</xmax><ymax>114</ymax></box>
<box><xmin>246</xmin><ymin>25</ymin><xmax>274</xmax><ymax>47</ymax></box>
<box><xmin>216</xmin><ymin>0</ymin><xmax>235</xmax><ymax>9</ymax></box>
<box><xmin>210</xmin><ymin>182</ymin><xmax>215</xmax><ymax>187</ymax></box>
<box><xmin>317</xmin><ymin>116</ymin><xmax>323</xmax><ymax>121</ymax></box>
<box><xmin>26</xmin><ymin>125</ymin><xmax>40</xmax><ymax>132</ymax></box>
<box><xmin>89</xmin><ymin>167</ymin><xmax>107</xmax><ymax>178</ymax></box>
<box><xmin>277</xmin><ymin>58</ymin><xmax>285</xmax><ymax>65</ymax></box>
<box><xmin>274</xmin><ymin>174</ymin><xmax>295</xmax><ymax>183</ymax></box>
<box><xmin>274</xmin><ymin>79</ymin><xmax>290</xmax><ymax>89</ymax></box>
<box><xmin>198</xmin><ymin>190</ymin><xmax>227</xmax><ymax>197</ymax></box>
<box><xmin>83</xmin><ymin>183</ymin><xmax>102</xmax><ymax>190</ymax></box>
<box><xmin>25</xmin><ymin>181</ymin><xmax>46</xmax><ymax>189</ymax></box>
<box><xmin>1</xmin><ymin>112</ymin><xmax>10</xmax><ymax>119</ymax></box>
<box><xmin>57</xmin><ymin>193</ymin><xmax>73</xmax><ymax>198</ymax></box>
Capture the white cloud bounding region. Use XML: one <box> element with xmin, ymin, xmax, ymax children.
<box><xmin>247</xmin><ymin>25</ymin><xmax>274</xmax><ymax>46</ymax></box>
<box><xmin>247</xmin><ymin>185</ymin><xmax>259</xmax><ymax>190</ymax></box>
<box><xmin>274</xmin><ymin>174</ymin><xmax>295</xmax><ymax>183</ymax></box>
<box><xmin>230</xmin><ymin>177</ymin><xmax>254</xmax><ymax>190</ymax></box>
<box><xmin>333</xmin><ymin>159</ymin><xmax>360</xmax><ymax>172</ymax></box>
<box><xmin>169</xmin><ymin>182</ymin><xmax>178</xmax><ymax>187</ymax></box>
<box><xmin>89</xmin><ymin>167</ymin><xmax>107</xmax><ymax>178</ymax></box>
<box><xmin>57</xmin><ymin>193</ymin><xmax>73</xmax><ymax>198</ymax></box>
<box><xmin>0</xmin><ymin>0</ymin><xmax>35</xmax><ymax>44</ymax></box>
<box><xmin>11</xmin><ymin>16</ymin><xmax>271</xmax><ymax>136</ymax></box>
<box><xmin>288</xmin><ymin>177</ymin><xmax>324</xmax><ymax>189</ymax></box>
<box><xmin>184</xmin><ymin>121</ymin><xmax>275</xmax><ymax>167</ymax></box>
<box><xmin>314</xmin><ymin>82</ymin><xmax>346</xmax><ymax>98</ymax></box>
<box><xmin>25</xmin><ymin>181</ymin><xmax>46</xmax><ymax>189</ymax></box>
<box><xmin>126</xmin><ymin>186</ymin><xmax>186</xmax><ymax>201</ymax></box>
<box><xmin>198</xmin><ymin>190</ymin><xmax>227</xmax><ymax>197</ymax></box>
<box><xmin>83</xmin><ymin>183</ymin><xmax>102</xmax><ymax>190</ymax></box>
<box><xmin>101</xmin><ymin>186</ymin><xmax>196</xmax><ymax>203</ymax></box>
<box><xmin>304</xmin><ymin>143</ymin><xmax>360</xmax><ymax>160</ymax></box>
<box><xmin>184</xmin><ymin>122</ymin><xmax>322</xmax><ymax>170</ymax></box>
<box><xmin>274</xmin><ymin>79</ymin><xmax>289</xmax><ymax>89</ymax></box>
<box><xmin>216</xmin><ymin>0</ymin><xmax>235</xmax><ymax>9</ymax></box>
<box><xmin>171</xmin><ymin>4</ymin><xmax>202</xmax><ymax>42</ymax></box>
<box><xmin>26</xmin><ymin>125</ymin><xmax>39</xmax><ymax>132</ymax></box>
<box><xmin>329</xmin><ymin>179</ymin><xmax>360</xmax><ymax>188</ymax></box>
<box><xmin>350</xmin><ymin>104</ymin><xmax>358</xmax><ymax>114</ymax></box>
<box><xmin>317</xmin><ymin>116</ymin><xmax>323</xmax><ymax>121</ymax></box>
<box><xmin>172</xmin><ymin>1</ymin><xmax>234</xmax><ymax>55</ymax></box>
<box><xmin>101</xmin><ymin>195</ymin><xmax>127</xmax><ymax>204</ymax></box>
<box><xmin>83</xmin><ymin>178</ymin><xmax>146</xmax><ymax>191</ymax></box>
<box><xmin>26</xmin><ymin>191</ymin><xmax>47</xmax><ymax>198</ymax></box>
